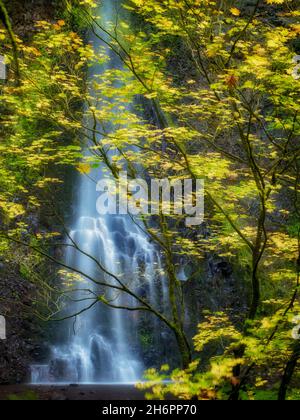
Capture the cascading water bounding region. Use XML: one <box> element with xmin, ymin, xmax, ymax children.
<box><xmin>31</xmin><ymin>0</ymin><xmax>168</xmax><ymax>384</ymax></box>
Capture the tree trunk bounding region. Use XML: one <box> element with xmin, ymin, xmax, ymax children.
<box><xmin>278</xmin><ymin>342</ymin><xmax>300</xmax><ymax>400</ymax></box>
<box><xmin>174</xmin><ymin>327</ymin><xmax>192</xmax><ymax>369</ymax></box>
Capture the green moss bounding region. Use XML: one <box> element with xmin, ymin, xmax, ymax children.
<box><xmin>139</xmin><ymin>330</ymin><xmax>153</xmax><ymax>350</ymax></box>
<box><xmin>8</xmin><ymin>390</ymin><xmax>38</xmax><ymax>400</ymax></box>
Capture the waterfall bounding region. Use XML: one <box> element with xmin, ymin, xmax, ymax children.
<box><xmin>31</xmin><ymin>0</ymin><xmax>167</xmax><ymax>384</ymax></box>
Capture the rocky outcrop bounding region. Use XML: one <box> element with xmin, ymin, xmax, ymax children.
<box><xmin>3</xmin><ymin>0</ymin><xmax>56</xmax><ymax>38</ymax></box>
<box><xmin>0</xmin><ymin>261</ymin><xmax>47</xmax><ymax>384</ymax></box>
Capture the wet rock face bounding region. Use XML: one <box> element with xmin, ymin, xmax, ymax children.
<box><xmin>3</xmin><ymin>0</ymin><xmax>57</xmax><ymax>38</ymax></box>
<box><xmin>209</xmin><ymin>259</ymin><xmax>233</xmax><ymax>279</ymax></box>
<box><xmin>0</xmin><ymin>332</ymin><xmax>33</xmax><ymax>384</ymax></box>
<box><xmin>0</xmin><ymin>263</ymin><xmax>46</xmax><ymax>384</ymax></box>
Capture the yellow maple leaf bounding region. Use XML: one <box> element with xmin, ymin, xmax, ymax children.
<box><xmin>230</xmin><ymin>7</ymin><xmax>241</xmax><ymax>16</ymax></box>
<box><xmin>77</xmin><ymin>163</ymin><xmax>91</xmax><ymax>174</ymax></box>
<box><xmin>265</xmin><ymin>0</ymin><xmax>286</xmax><ymax>3</ymax></box>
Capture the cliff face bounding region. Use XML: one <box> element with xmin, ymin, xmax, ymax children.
<box><xmin>3</xmin><ymin>0</ymin><xmax>56</xmax><ymax>37</ymax></box>
<box><xmin>0</xmin><ymin>264</ymin><xmax>46</xmax><ymax>384</ymax></box>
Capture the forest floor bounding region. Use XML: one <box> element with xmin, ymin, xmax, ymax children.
<box><xmin>0</xmin><ymin>384</ymin><xmax>145</xmax><ymax>400</ymax></box>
